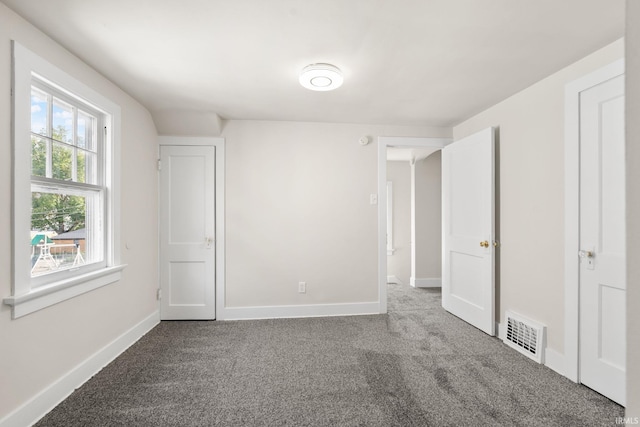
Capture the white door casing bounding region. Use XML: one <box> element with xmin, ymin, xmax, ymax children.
<box><xmin>442</xmin><ymin>127</ymin><xmax>495</xmax><ymax>336</ymax></box>
<box><xmin>578</xmin><ymin>74</ymin><xmax>626</xmax><ymax>406</ymax></box>
<box><xmin>160</xmin><ymin>144</ymin><xmax>216</xmax><ymax>320</ymax></box>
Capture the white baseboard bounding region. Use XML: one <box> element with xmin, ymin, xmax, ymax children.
<box><xmin>410</xmin><ymin>277</ymin><xmax>441</xmax><ymax>288</ymax></box>
<box><xmin>0</xmin><ymin>311</ymin><xmax>160</xmax><ymax>427</ymax></box>
<box><xmin>496</xmin><ymin>321</ymin><xmax>502</xmax><ymax>339</ymax></box>
<box><xmin>387</xmin><ymin>275</ymin><xmax>403</xmax><ymax>285</ymax></box>
<box><xmin>544</xmin><ymin>347</ymin><xmax>565</xmax><ymax>376</ymax></box>
<box><xmin>219</xmin><ymin>302</ymin><xmax>380</xmax><ymax>321</ymax></box>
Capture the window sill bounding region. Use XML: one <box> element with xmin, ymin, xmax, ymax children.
<box><xmin>3</xmin><ymin>264</ymin><xmax>127</xmax><ymax>319</ymax></box>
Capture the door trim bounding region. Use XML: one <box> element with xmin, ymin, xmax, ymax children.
<box><xmin>564</xmin><ymin>59</ymin><xmax>624</xmax><ymax>382</ymax></box>
<box><xmin>158</xmin><ymin>136</ymin><xmax>226</xmax><ymax>320</ymax></box>
<box><xmin>377</xmin><ymin>136</ymin><xmax>451</xmax><ymax>313</ymax></box>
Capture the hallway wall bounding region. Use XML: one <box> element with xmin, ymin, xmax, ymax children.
<box><xmin>415</xmin><ymin>152</ymin><xmax>442</xmax><ymax>282</ymax></box>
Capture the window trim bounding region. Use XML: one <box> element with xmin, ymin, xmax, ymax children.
<box><xmin>4</xmin><ymin>41</ymin><xmax>124</xmax><ymax>319</ymax></box>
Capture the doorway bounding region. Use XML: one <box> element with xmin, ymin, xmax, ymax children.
<box><xmin>377</xmin><ymin>137</ymin><xmax>450</xmax><ymax>313</ymax></box>
<box><xmin>386</xmin><ymin>148</ymin><xmax>442</xmax><ymax>288</ymax></box>
<box><xmin>378</xmin><ymin>130</ymin><xmax>497</xmax><ymax>336</ymax></box>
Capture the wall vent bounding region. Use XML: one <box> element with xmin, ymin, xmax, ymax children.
<box><xmin>504</xmin><ymin>311</ymin><xmax>546</xmax><ymax>364</ymax></box>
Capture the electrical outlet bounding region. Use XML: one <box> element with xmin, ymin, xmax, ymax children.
<box><xmin>298</xmin><ymin>282</ymin><xmax>306</xmax><ymax>293</ymax></box>
<box><xmin>370</xmin><ymin>193</ymin><xmax>378</xmax><ymax>205</ymax></box>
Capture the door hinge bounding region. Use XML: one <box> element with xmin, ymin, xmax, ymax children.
<box><xmin>157</xmin><ymin>289</ymin><xmax>162</xmax><ymax>300</ymax></box>
<box><xmin>157</xmin><ymin>159</ymin><xmax>162</xmax><ymax>171</ymax></box>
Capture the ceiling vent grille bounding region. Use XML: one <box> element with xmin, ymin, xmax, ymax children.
<box><xmin>504</xmin><ymin>311</ymin><xmax>546</xmax><ymax>364</ymax></box>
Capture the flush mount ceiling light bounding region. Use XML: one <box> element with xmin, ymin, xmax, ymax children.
<box><xmin>299</xmin><ymin>63</ymin><xmax>343</xmax><ymax>91</ymax></box>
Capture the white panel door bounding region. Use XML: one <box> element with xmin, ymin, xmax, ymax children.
<box><xmin>442</xmin><ymin>127</ymin><xmax>495</xmax><ymax>335</ymax></box>
<box><xmin>579</xmin><ymin>74</ymin><xmax>625</xmax><ymax>405</ymax></box>
<box><xmin>160</xmin><ymin>145</ymin><xmax>216</xmax><ymax>320</ymax></box>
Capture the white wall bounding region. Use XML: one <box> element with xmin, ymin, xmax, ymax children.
<box><xmin>0</xmin><ymin>4</ymin><xmax>159</xmax><ymax>422</ymax></box>
<box><xmin>626</xmin><ymin>0</ymin><xmax>640</xmax><ymax>417</ymax></box>
<box><xmin>453</xmin><ymin>39</ymin><xmax>623</xmax><ymax>354</ymax></box>
<box><xmin>222</xmin><ymin>120</ymin><xmax>450</xmax><ymax>309</ymax></box>
<box><xmin>387</xmin><ymin>161</ymin><xmax>411</xmax><ymax>284</ymax></box>
<box><xmin>415</xmin><ymin>152</ymin><xmax>442</xmax><ymax>280</ymax></box>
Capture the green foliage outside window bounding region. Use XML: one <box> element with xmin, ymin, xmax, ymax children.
<box><xmin>31</xmin><ymin>125</ymin><xmax>86</xmax><ymax>234</ymax></box>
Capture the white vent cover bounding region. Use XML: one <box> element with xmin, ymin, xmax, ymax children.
<box><xmin>504</xmin><ymin>311</ymin><xmax>546</xmax><ymax>364</ymax></box>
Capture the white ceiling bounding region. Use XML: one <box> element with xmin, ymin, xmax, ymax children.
<box><xmin>2</xmin><ymin>0</ymin><xmax>624</xmax><ymax>128</ymax></box>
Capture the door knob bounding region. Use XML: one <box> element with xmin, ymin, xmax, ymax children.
<box><xmin>480</xmin><ymin>240</ymin><xmax>489</xmax><ymax>248</ymax></box>
<box><xmin>205</xmin><ymin>237</ymin><xmax>214</xmax><ymax>249</ymax></box>
<box><xmin>578</xmin><ymin>250</ymin><xmax>594</xmax><ymax>258</ymax></box>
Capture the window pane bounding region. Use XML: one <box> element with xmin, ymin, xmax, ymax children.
<box><xmin>52</xmin><ymin>142</ymin><xmax>73</xmax><ymax>181</ymax></box>
<box><xmin>31</xmin><ymin>136</ymin><xmax>47</xmax><ymax>177</ymax></box>
<box><xmin>31</xmin><ymin>87</ymin><xmax>49</xmax><ymax>136</ymax></box>
<box><xmin>77</xmin><ymin>150</ymin><xmax>86</xmax><ymax>183</ymax></box>
<box><xmin>77</xmin><ymin>151</ymin><xmax>98</xmax><ymax>184</ymax></box>
<box><xmin>52</xmin><ymin>98</ymin><xmax>73</xmax><ymax>144</ymax></box>
<box><xmin>77</xmin><ymin>111</ymin><xmax>96</xmax><ymax>151</ymax></box>
<box><xmin>31</xmin><ymin>191</ymin><xmax>93</xmax><ymax>277</ymax></box>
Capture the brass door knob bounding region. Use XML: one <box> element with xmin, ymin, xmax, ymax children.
<box><xmin>480</xmin><ymin>240</ymin><xmax>489</xmax><ymax>248</ymax></box>
<box><xmin>578</xmin><ymin>250</ymin><xmax>594</xmax><ymax>258</ymax></box>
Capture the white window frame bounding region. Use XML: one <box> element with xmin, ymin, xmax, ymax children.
<box><xmin>4</xmin><ymin>41</ymin><xmax>125</xmax><ymax>318</ymax></box>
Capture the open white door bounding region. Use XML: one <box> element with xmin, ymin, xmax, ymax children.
<box><xmin>160</xmin><ymin>145</ymin><xmax>216</xmax><ymax>320</ymax></box>
<box><xmin>442</xmin><ymin>127</ymin><xmax>495</xmax><ymax>335</ymax></box>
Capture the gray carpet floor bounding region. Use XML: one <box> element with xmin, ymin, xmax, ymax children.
<box><xmin>36</xmin><ymin>284</ymin><xmax>624</xmax><ymax>426</ymax></box>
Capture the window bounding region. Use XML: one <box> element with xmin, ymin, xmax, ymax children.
<box><xmin>30</xmin><ymin>81</ymin><xmax>105</xmax><ymax>284</ymax></box>
<box><xmin>4</xmin><ymin>42</ymin><xmax>124</xmax><ymax>318</ymax></box>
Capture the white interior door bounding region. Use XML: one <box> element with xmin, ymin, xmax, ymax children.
<box><xmin>579</xmin><ymin>74</ymin><xmax>625</xmax><ymax>405</ymax></box>
<box><xmin>160</xmin><ymin>145</ymin><xmax>216</xmax><ymax>320</ymax></box>
<box><xmin>442</xmin><ymin>127</ymin><xmax>495</xmax><ymax>335</ymax></box>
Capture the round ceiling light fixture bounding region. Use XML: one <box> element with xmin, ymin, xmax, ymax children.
<box><xmin>299</xmin><ymin>63</ymin><xmax>343</xmax><ymax>91</ymax></box>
